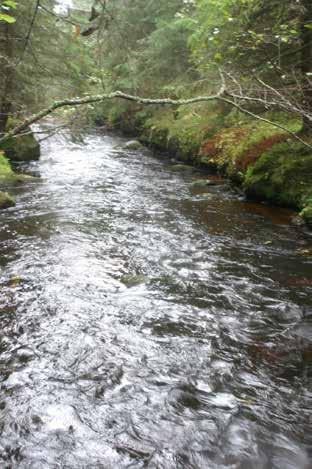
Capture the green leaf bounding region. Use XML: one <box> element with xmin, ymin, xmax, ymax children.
<box><xmin>3</xmin><ymin>0</ymin><xmax>17</xmax><ymax>9</ymax></box>
<box><xmin>304</xmin><ymin>24</ymin><xmax>312</xmax><ymax>30</ymax></box>
<box><xmin>0</xmin><ymin>13</ymin><xmax>16</xmax><ymax>23</ymax></box>
<box><xmin>214</xmin><ymin>52</ymin><xmax>222</xmax><ymax>62</ymax></box>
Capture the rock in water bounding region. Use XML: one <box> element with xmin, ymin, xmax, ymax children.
<box><xmin>170</xmin><ymin>164</ymin><xmax>194</xmax><ymax>173</ymax></box>
<box><xmin>123</xmin><ymin>140</ymin><xmax>144</xmax><ymax>150</ymax></box>
<box><xmin>300</xmin><ymin>205</ymin><xmax>312</xmax><ymax>228</ymax></box>
<box><xmin>0</xmin><ymin>191</ymin><xmax>15</xmax><ymax>209</ymax></box>
<box><xmin>120</xmin><ymin>274</ymin><xmax>147</xmax><ymax>287</ymax></box>
<box><xmin>190</xmin><ymin>179</ymin><xmax>219</xmax><ymax>189</ymax></box>
<box><xmin>1</xmin><ymin>133</ymin><xmax>40</xmax><ymax>161</ymax></box>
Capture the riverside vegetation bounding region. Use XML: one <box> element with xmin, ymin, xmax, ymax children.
<box><xmin>0</xmin><ymin>0</ymin><xmax>312</xmax><ymax>226</ymax></box>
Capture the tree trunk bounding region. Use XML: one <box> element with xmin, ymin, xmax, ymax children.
<box><xmin>301</xmin><ymin>0</ymin><xmax>312</xmax><ymax>133</ymax></box>
<box><xmin>0</xmin><ymin>23</ymin><xmax>14</xmax><ymax>135</ymax></box>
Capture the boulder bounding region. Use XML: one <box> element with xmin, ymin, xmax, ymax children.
<box><xmin>123</xmin><ymin>140</ymin><xmax>144</xmax><ymax>150</ymax></box>
<box><xmin>0</xmin><ymin>133</ymin><xmax>40</xmax><ymax>162</ymax></box>
<box><xmin>0</xmin><ymin>191</ymin><xmax>15</xmax><ymax>209</ymax></box>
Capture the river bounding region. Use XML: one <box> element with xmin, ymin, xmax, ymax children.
<box><xmin>0</xmin><ymin>131</ymin><xmax>311</xmax><ymax>468</ymax></box>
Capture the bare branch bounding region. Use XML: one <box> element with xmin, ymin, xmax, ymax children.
<box><xmin>1</xmin><ymin>79</ymin><xmax>311</xmax><ymax>150</ymax></box>
<box><xmin>39</xmin><ymin>4</ymin><xmax>88</xmax><ymax>27</ymax></box>
<box><xmin>222</xmin><ymin>92</ymin><xmax>312</xmax><ymax>149</ymax></box>
<box><xmin>19</xmin><ymin>0</ymin><xmax>41</xmax><ymax>61</ymax></box>
<box><xmin>0</xmin><ymin>87</ymin><xmax>224</xmax><ymax>145</ymax></box>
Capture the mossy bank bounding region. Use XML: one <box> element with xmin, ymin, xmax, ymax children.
<box><xmin>91</xmin><ymin>101</ymin><xmax>312</xmax><ymax>228</ymax></box>
<box><xmin>0</xmin><ymin>150</ymin><xmax>30</xmax><ymax>184</ymax></box>
<box><xmin>0</xmin><ymin>122</ymin><xmax>41</xmax><ymax>209</ymax></box>
<box><xmin>0</xmin><ymin>119</ymin><xmax>40</xmax><ymax>162</ymax></box>
<box><xmin>0</xmin><ymin>151</ymin><xmax>16</xmax><ymax>209</ymax></box>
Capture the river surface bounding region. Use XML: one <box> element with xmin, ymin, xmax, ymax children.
<box><xmin>0</xmin><ymin>131</ymin><xmax>311</xmax><ymax>468</ymax></box>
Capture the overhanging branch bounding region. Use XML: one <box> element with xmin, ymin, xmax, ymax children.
<box><xmin>1</xmin><ymin>83</ymin><xmax>311</xmax><ymax>150</ymax></box>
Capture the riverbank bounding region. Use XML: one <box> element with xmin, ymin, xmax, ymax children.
<box><xmin>92</xmin><ymin>102</ymin><xmax>312</xmax><ymax>228</ymax></box>
<box><xmin>0</xmin><ymin>127</ymin><xmax>40</xmax><ymax>209</ymax></box>
<box><xmin>0</xmin><ymin>151</ymin><xmax>18</xmax><ymax>208</ymax></box>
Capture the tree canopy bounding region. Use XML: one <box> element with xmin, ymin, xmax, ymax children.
<box><xmin>0</xmin><ymin>0</ymin><xmax>311</xmax><ymax>138</ymax></box>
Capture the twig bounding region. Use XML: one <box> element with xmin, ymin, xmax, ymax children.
<box><xmin>19</xmin><ymin>0</ymin><xmax>40</xmax><ymax>61</ymax></box>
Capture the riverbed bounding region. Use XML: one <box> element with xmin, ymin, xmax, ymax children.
<box><xmin>0</xmin><ymin>131</ymin><xmax>311</xmax><ymax>468</ymax></box>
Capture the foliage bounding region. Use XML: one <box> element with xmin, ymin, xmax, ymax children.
<box><xmin>244</xmin><ymin>140</ymin><xmax>312</xmax><ymax>209</ymax></box>
<box><xmin>0</xmin><ymin>0</ymin><xmax>17</xmax><ymax>24</ymax></box>
<box><xmin>0</xmin><ymin>0</ymin><xmax>95</xmax><ymax>131</ymax></box>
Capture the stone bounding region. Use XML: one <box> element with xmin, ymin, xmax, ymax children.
<box><xmin>16</xmin><ymin>348</ymin><xmax>34</xmax><ymax>362</ymax></box>
<box><xmin>0</xmin><ymin>133</ymin><xmax>40</xmax><ymax>162</ymax></box>
<box><xmin>291</xmin><ymin>215</ymin><xmax>305</xmax><ymax>227</ymax></box>
<box><xmin>0</xmin><ymin>191</ymin><xmax>15</xmax><ymax>209</ymax></box>
<box><xmin>123</xmin><ymin>140</ymin><xmax>144</xmax><ymax>150</ymax></box>
<box><xmin>120</xmin><ymin>274</ymin><xmax>147</xmax><ymax>287</ymax></box>
<box><xmin>190</xmin><ymin>179</ymin><xmax>219</xmax><ymax>189</ymax></box>
<box><xmin>300</xmin><ymin>205</ymin><xmax>312</xmax><ymax>228</ymax></box>
<box><xmin>170</xmin><ymin>164</ymin><xmax>194</xmax><ymax>172</ymax></box>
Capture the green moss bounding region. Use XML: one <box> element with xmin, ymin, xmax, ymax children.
<box><xmin>0</xmin><ymin>191</ymin><xmax>15</xmax><ymax>209</ymax></box>
<box><xmin>0</xmin><ymin>118</ymin><xmax>40</xmax><ymax>161</ymax></box>
<box><xmin>201</xmin><ymin>113</ymin><xmax>302</xmax><ymax>177</ymax></box>
<box><xmin>0</xmin><ymin>151</ymin><xmax>33</xmax><ymax>185</ymax></box>
<box><xmin>0</xmin><ymin>133</ymin><xmax>40</xmax><ymax>162</ymax></box>
<box><xmin>120</xmin><ymin>274</ymin><xmax>147</xmax><ymax>287</ymax></box>
<box><xmin>300</xmin><ymin>204</ymin><xmax>312</xmax><ymax>227</ymax></box>
<box><xmin>0</xmin><ymin>151</ymin><xmax>17</xmax><ymax>183</ymax></box>
<box><xmin>142</xmin><ymin>104</ymin><xmax>223</xmax><ymax>161</ymax></box>
<box><xmin>244</xmin><ymin>142</ymin><xmax>312</xmax><ymax>210</ymax></box>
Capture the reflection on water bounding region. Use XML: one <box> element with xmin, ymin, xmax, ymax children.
<box><xmin>0</xmin><ymin>131</ymin><xmax>311</xmax><ymax>468</ymax></box>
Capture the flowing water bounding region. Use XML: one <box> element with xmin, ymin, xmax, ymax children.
<box><xmin>0</xmin><ymin>131</ymin><xmax>311</xmax><ymax>468</ymax></box>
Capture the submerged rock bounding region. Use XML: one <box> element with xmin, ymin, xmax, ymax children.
<box><xmin>170</xmin><ymin>164</ymin><xmax>194</xmax><ymax>173</ymax></box>
<box><xmin>123</xmin><ymin>140</ymin><xmax>144</xmax><ymax>150</ymax></box>
<box><xmin>16</xmin><ymin>347</ymin><xmax>35</xmax><ymax>362</ymax></box>
<box><xmin>291</xmin><ymin>215</ymin><xmax>305</xmax><ymax>227</ymax></box>
<box><xmin>0</xmin><ymin>191</ymin><xmax>15</xmax><ymax>209</ymax></box>
<box><xmin>9</xmin><ymin>276</ymin><xmax>22</xmax><ymax>287</ymax></box>
<box><xmin>120</xmin><ymin>274</ymin><xmax>147</xmax><ymax>287</ymax></box>
<box><xmin>190</xmin><ymin>179</ymin><xmax>219</xmax><ymax>189</ymax></box>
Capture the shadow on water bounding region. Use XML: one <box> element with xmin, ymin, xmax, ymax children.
<box><xmin>0</xmin><ymin>131</ymin><xmax>311</xmax><ymax>468</ymax></box>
